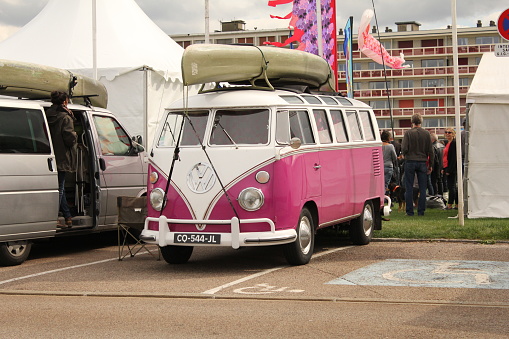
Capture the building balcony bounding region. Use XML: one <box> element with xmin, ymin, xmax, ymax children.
<box><xmin>339</xmin><ymin>65</ymin><xmax>478</xmax><ymax>79</ymax></box>
<box><xmin>339</xmin><ymin>43</ymin><xmax>496</xmax><ymax>59</ymax></box>
<box><xmin>373</xmin><ymin>106</ymin><xmax>466</xmax><ymax>117</ymax></box>
<box><xmin>387</xmin><ymin>127</ymin><xmax>449</xmax><ymax>138</ymax></box>
<box><xmin>354</xmin><ymin>85</ymin><xmax>469</xmax><ymax>99</ymax></box>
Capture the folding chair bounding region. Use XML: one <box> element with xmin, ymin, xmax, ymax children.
<box><xmin>117</xmin><ymin>196</ymin><xmax>160</xmax><ymax>261</ymax></box>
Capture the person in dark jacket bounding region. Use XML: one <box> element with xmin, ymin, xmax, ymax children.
<box><xmin>401</xmin><ymin>113</ymin><xmax>434</xmax><ymax>216</ymax></box>
<box><xmin>46</xmin><ymin>91</ymin><xmax>77</xmax><ymax>228</ymax></box>
<box><xmin>442</xmin><ymin>128</ymin><xmax>458</xmax><ymax>210</ymax></box>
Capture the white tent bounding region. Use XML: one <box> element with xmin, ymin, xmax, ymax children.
<box><xmin>466</xmin><ymin>52</ymin><xmax>509</xmax><ymax>218</ymax></box>
<box><xmin>0</xmin><ymin>0</ymin><xmax>186</xmax><ymax>149</ymax></box>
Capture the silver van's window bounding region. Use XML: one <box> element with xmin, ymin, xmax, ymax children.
<box><xmin>346</xmin><ymin>110</ymin><xmax>363</xmax><ymax>141</ymax></box>
<box><xmin>336</xmin><ymin>97</ymin><xmax>354</xmax><ymax>106</ymax></box>
<box><xmin>290</xmin><ymin>110</ymin><xmax>315</xmax><ymax>145</ymax></box>
<box><xmin>0</xmin><ymin>107</ymin><xmax>51</xmax><ymax>154</ymax></box>
<box><xmin>313</xmin><ymin>109</ymin><xmax>332</xmax><ymax>144</ymax></box>
<box><xmin>301</xmin><ymin>95</ymin><xmax>322</xmax><ymax>105</ymax></box>
<box><xmin>330</xmin><ymin>110</ymin><xmax>349</xmax><ymax>143</ymax></box>
<box><xmin>211</xmin><ymin>109</ymin><xmax>269</xmax><ymax>146</ymax></box>
<box><xmin>93</xmin><ymin>116</ymin><xmax>131</xmax><ymax>155</ymax></box>
<box><xmin>158</xmin><ymin>111</ymin><xmax>208</xmax><ymax>147</ymax></box>
<box><xmin>359</xmin><ymin>110</ymin><xmax>376</xmax><ymax>141</ymax></box>
<box><xmin>279</xmin><ymin>95</ymin><xmax>305</xmax><ymax>104</ymax></box>
<box><xmin>319</xmin><ymin>96</ymin><xmax>339</xmax><ymax>105</ymax></box>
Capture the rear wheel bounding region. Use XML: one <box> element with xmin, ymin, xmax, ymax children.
<box><xmin>0</xmin><ymin>241</ymin><xmax>32</xmax><ymax>266</ymax></box>
<box><xmin>350</xmin><ymin>201</ymin><xmax>375</xmax><ymax>245</ymax></box>
<box><xmin>160</xmin><ymin>245</ymin><xmax>193</xmax><ymax>264</ymax></box>
<box><xmin>283</xmin><ymin>208</ymin><xmax>315</xmax><ymax>265</ymax></box>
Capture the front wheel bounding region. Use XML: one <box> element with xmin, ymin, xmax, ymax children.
<box><xmin>0</xmin><ymin>241</ymin><xmax>32</xmax><ymax>266</ymax></box>
<box><xmin>350</xmin><ymin>201</ymin><xmax>375</xmax><ymax>245</ymax></box>
<box><xmin>283</xmin><ymin>208</ymin><xmax>315</xmax><ymax>265</ymax></box>
<box><xmin>160</xmin><ymin>245</ymin><xmax>193</xmax><ymax>264</ymax></box>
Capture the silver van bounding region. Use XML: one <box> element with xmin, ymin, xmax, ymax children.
<box><xmin>0</xmin><ymin>98</ymin><xmax>147</xmax><ymax>265</ymax></box>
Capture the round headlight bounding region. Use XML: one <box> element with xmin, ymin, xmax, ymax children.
<box><xmin>255</xmin><ymin>171</ymin><xmax>270</xmax><ymax>184</ymax></box>
<box><xmin>150</xmin><ymin>188</ymin><xmax>165</xmax><ymax>211</ymax></box>
<box><xmin>238</xmin><ymin>188</ymin><xmax>264</xmax><ymax>211</ymax></box>
<box><xmin>149</xmin><ymin>171</ymin><xmax>159</xmax><ymax>184</ymax></box>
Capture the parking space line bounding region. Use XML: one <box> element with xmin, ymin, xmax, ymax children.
<box><xmin>202</xmin><ymin>246</ymin><xmax>354</xmax><ymax>295</ymax></box>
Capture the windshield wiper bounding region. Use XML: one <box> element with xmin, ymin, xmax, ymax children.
<box><xmin>213</xmin><ymin>116</ymin><xmax>238</xmax><ymax>149</ymax></box>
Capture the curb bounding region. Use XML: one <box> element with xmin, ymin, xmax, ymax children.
<box><xmin>372</xmin><ymin>238</ymin><xmax>509</xmax><ymax>244</ymax></box>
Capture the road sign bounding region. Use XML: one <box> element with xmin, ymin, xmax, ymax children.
<box><xmin>495</xmin><ymin>43</ymin><xmax>509</xmax><ymax>57</ymax></box>
<box><xmin>497</xmin><ymin>8</ymin><xmax>509</xmax><ymax>40</ymax></box>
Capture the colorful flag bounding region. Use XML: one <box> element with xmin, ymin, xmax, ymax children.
<box><xmin>343</xmin><ymin>16</ymin><xmax>354</xmax><ymax>98</ymax></box>
<box><xmin>358</xmin><ymin>9</ymin><xmax>409</xmax><ymax>69</ymax></box>
<box><xmin>267</xmin><ymin>0</ymin><xmax>337</xmax><ymax>91</ymax></box>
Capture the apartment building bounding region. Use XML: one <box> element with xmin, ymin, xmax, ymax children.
<box><xmin>171</xmin><ymin>19</ymin><xmax>504</xmax><ymax>138</ymax></box>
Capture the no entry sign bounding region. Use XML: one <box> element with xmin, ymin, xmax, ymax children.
<box><xmin>498</xmin><ymin>8</ymin><xmax>509</xmax><ymax>40</ymax></box>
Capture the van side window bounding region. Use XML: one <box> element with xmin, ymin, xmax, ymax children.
<box><xmin>330</xmin><ymin>110</ymin><xmax>349</xmax><ymax>143</ymax></box>
<box><xmin>346</xmin><ymin>110</ymin><xmax>363</xmax><ymax>141</ymax></box>
<box><xmin>0</xmin><ymin>107</ymin><xmax>51</xmax><ymax>154</ymax></box>
<box><xmin>93</xmin><ymin>116</ymin><xmax>131</xmax><ymax>156</ymax></box>
<box><xmin>359</xmin><ymin>110</ymin><xmax>376</xmax><ymax>141</ymax></box>
<box><xmin>290</xmin><ymin>110</ymin><xmax>315</xmax><ymax>145</ymax></box>
<box><xmin>301</xmin><ymin>95</ymin><xmax>322</xmax><ymax>105</ymax></box>
<box><xmin>312</xmin><ymin>109</ymin><xmax>332</xmax><ymax>144</ymax></box>
<box><xmin>211</xmin><ymin>109</ymin><xmax>269</xmax><ymax>146</ymax></box>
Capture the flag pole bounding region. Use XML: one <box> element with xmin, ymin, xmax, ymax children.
<box><xmin>451</xmin><ymin>0</ymin><xmax>464</xmax><ymax>225</ymax></box>
<box><xmin>92</xmin><ymin>0</ymin><xmax>97</xmax><ymax>80</ymax></box>
<box><xmin>316</xmin><ymin>0</ymin><xmax>323</xmax><ymax>57</ymax></box>
<box><xmin>205</xmin><ymin>0</ymin><xmax>210</xmax><ymax>44</ymax></box>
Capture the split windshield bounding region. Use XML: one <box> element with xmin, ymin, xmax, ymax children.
<box><xmin>157</xmin><ymin>109</ymin><xmax>270</xmax><ymax>147</ymax></box>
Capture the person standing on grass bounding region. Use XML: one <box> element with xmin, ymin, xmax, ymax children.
<box><xmin>401</xmin><ymin>113</ymin><xmax>434</xmax><ymax>216</ymax></box>
<box><xmin>443</xmin><ymin>128</ymin><xmax>458</xmax><ymax>210</ymax></box>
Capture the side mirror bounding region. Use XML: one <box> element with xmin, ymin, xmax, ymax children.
<box><xmin>131</xmin><ymin>135</ymin><xmax>145</xmax><ymax>154</ymax></box>
<box><xmin>289</xmin><ymin>137</ymin><xmax>302</xmax><ymax>149</ymax></box>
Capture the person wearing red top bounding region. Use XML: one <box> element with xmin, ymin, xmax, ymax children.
<box><xmin>442</xmin><ymin>128</ymin><xmax>458</xmax><ymax>209</ymax></box>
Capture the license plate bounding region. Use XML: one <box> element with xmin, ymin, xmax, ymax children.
<box><xmin>174</xmin><ymin>233</ymin><xmax>221</xmax><ymax>244</ymax></box>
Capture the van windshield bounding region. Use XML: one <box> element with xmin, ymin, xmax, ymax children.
<box><xmin>210</xmin><ymin>109</ymin><xmax>269</xmax><ymax>146</ymax></box>
<box><xmin>158</xmin><ymin>111</ymin><xmax>209</xmax><ymax>147</ymax></box>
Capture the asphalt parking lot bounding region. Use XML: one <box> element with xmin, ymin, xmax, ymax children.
<box><xmin>0</xmin><ymin>233</ymin><xmax>508</xmax><ymax>338</ymax></box>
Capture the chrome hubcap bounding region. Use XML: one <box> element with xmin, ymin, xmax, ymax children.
<box><xmin>298</xmin><ymin>216</ymin><xmax>312</xmax><ymax>255</ymax></box>
<box><xmin>362</xmin><ymin>204</ymin><xmax>374</xmax><ymax>236</ymax></box>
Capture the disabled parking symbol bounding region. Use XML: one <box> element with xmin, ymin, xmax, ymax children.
<box><xmin>327</xmin><ymin>259</ymin><xmax>509</xmax><ymax>289</ymax></box>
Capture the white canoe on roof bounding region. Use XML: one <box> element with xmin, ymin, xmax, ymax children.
<box><xmin>0</xmin><ymin>59</ymin><xmax>108</xmax><ymax>108</ymax></box>
<box><xmin>182</xmin><ymin>44</ymin><xmax>334</xmax><ymax>91</ymax></box>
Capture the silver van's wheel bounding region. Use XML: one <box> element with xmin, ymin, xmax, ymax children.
<box><xmin>160</xmin><ymin>245</ymin><xmax>193</xmax><ymax>264</ymax></box>
<box><xmin>0</xmin><ymin>241</ymin><xmax>32</xmax><ymax>266</ymax></box>
<box><xmin>284</xmin><ymin>208</ymin><xmax>315</xmax><ymax>265</ymax></box>
<box><xmin>350</xmin><ymin>201</ymin><xmax>374</xmax><ymax>245</ymax></box>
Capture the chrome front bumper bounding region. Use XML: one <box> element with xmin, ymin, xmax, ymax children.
<box><xmin>140</xmin><ymin>216</ymin><xmax>297</xmax><ymax>249</ymax></box>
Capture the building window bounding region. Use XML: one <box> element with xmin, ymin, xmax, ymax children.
<box><xmin>377</xmin><ymin>119</ymin><xmax>393</xmax><ymax>129</ymax></box>
<box><xmin>421</xmin><ymin>39</ymin><xmax>443</xmax><ymax>47</ymax></box>
<box><xmin>422</xmin><ymin>79</ymin><xmax>445</xmax><ymax>87</ymax></box>
<box><xmin>398</xmin><ymin>40</ymin><xmax>413</xmax><ymax>48</ymax></box>
<box><xmin>398</xmin><ymin>80</ymin><xmax>414</xmax><ymax>88</ymax></box>
<box><xmin>404</xmin><ymin>60</ymin><xmax>414</xmax><ymax>68</ymax></box>
<box><xmin>369</xmin><ymin>81</ymin><xmax>391</xmax><ymax>89</ymax></box>
<box><xmin>353</xmin><ymin>63</ymin><xmax>362</xmax><ymax>70</ymax></box>
<box><xmin>423</xmin><ymin>118</ymin><xmax>446</xmax><ymax>128</ymax></box>
<box><xmin>422</xmin><ymin>99</ymin><xmax>439</xmax><ymax>108</ymax></box>
<box><xmin>421</xmin><ymin>59</ymin><xmax>445</xmax><ymax>67</ymax></box>
<box><xmin>368</xmin><ymin>62</ymin><xmax>385</xmax><ymax>70</ymax></box>
<box><xmin>370</xmin><ymin>100</ymin><xmax>390</xmax><ymax>109</ymax></box>
<box><xmin>215</xmin><ymin>38</ymin><xmax>233</xmax><ymax>44</ymax></box>
<box><xmin>475</xmin><ymin>36</ymin><xmax>499</xmax><ymax>44</ymax></box>
<box><xmin>353</xmin><ymin>82</ymin><xmax>361</xmax><ymax>90</ymax></box>
<box><xmin>458</xmin><ymin>78</ymin><xmax>469</xmax><ymax>86</ymax></box>
<box><xmin>258</xmin><ymin>36</ymin><xmax>276</xmax><ymax>44</ymax></box>
<box><xmin>457</xmin><ymin>37</ymin><xmax>469</xmax><ymax>45</ymax></box>
<box><xmin>238</xmin><ymin>37</ymin><xmax>254</xmax><ymax>44</ymax></box>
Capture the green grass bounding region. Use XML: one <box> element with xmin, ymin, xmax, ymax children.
<box><xmin>374</xmin><ymin>204</ymin><xmax>509</xmax><ymax>241</ymax></box>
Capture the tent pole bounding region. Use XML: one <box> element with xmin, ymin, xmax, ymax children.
<box><xmin>451</xmin><ymin>0</ymin><xmax>464</xmax><ymax>225</ymax></box>
<box><xmin>92</xmin><ymin>0</ymin><xmax>98</xmax><ymax>80</ymax></box>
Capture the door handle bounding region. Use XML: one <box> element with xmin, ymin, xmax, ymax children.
<box><xmin>47</xmin><ymin>158</ymin><xmax>54</xmax><ymax>172</ymax></box>
<box><xmin>99</xmin><ymin>158</ymin><xmax>106</xmax><ymax>171</ymax></box>
<box><xmin>313</xmin><ymin>164</ymin><xmax>321</xmax><ymax>170</ymax></box>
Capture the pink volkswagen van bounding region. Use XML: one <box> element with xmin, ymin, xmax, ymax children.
<box><xmin>141</xmin><ymin>88</ymin><xmax>388</xmax><ymax>265</ymax></box>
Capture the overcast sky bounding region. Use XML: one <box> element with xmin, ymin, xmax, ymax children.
<box><xmin>0</xmin><ymin>0</ymin><xmax>505</xmax><ymax>42</ymax></box>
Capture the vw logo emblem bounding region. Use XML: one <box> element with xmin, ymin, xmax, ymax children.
<box><xmin>187</xmin><ymin>162</ymin><xmax>216</xmax><ymax>193</ymax></box>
